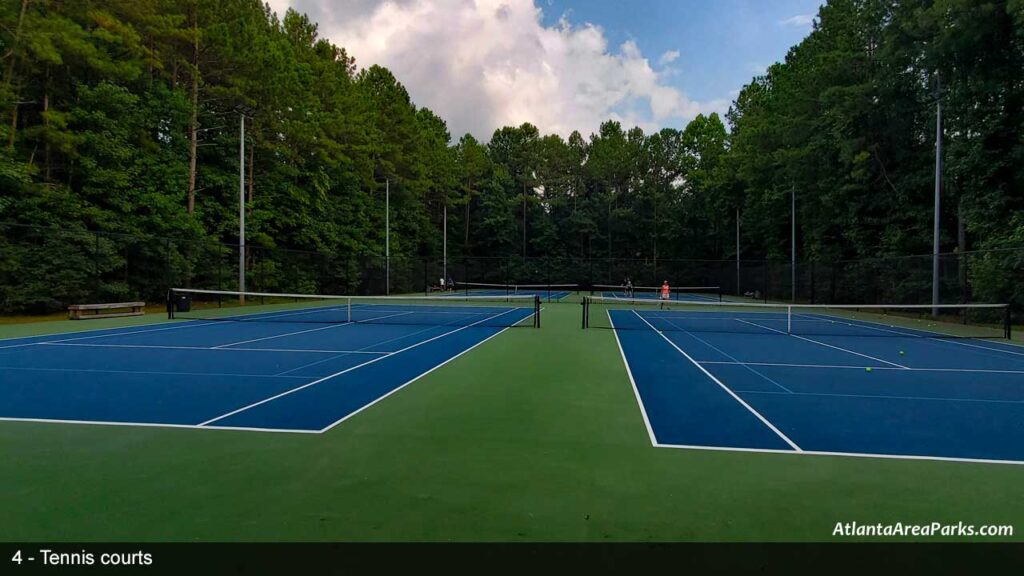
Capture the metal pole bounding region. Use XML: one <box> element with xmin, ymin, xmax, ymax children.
<box><xmin>386</xmin><ymin>178</ymin><xmax>390</xmax><ymax>296</ymax></box>
<box><xmin>791</xmin><ymin>187</ymin><xmax>796</xmax><ymax>303</ymax></box>
<box><xmin>443</xmin><ymin>203</ymin><xmax>447</xmax><ymax>283</ymax></box>
<box><xmin>239</xmin><ymin>114</ymin><xmax>246</xmax><ymax>303</ymax></box>
<box><xmin>933</xmin><ymin>74</ymin><xmax>943</xmax><ymax>316</ymax></box>
<box><xmin>735</xmin><ymin>208</ymin><xmax>740</xmax><ymax>296</ymax></box>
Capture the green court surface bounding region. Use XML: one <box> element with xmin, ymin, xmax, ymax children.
<box><xmin>2</xmin><ymin>302</ymin><xmax>1023</xmax><ymax>541</ymax></box>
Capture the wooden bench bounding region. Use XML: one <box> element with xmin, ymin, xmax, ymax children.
<box><xmin>68</xmin><ymin>302</ymin><xmax>146</xmax><ymax>320</ymax></box>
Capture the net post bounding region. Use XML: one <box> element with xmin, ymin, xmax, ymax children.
<box><xmin>787</xmin><ymin>305</ymin><xmax>792</xmax><ymax>334</ymax></box>
<box><xmin>166</xmin><ymin>289</ymin><xmax>174</xmax><ymax>320</ymax></box>
<box><xmin>347</xmin><ymin>297</ymin><xmax>352</xmax><ymax>323</ymax></box>
<box><xmin>535</xmin><ymin>295</ymin><xmax>541</xmax><ymax>328</ymax></box>
<box><xmin>582</xmin><ymin>297</ymin><xmax>588</xmax><ymax>329</ymax></box>
<box><xmin>1005</xmin><ymin>305</ymin><xmax>1012</xmax><ymax>340</ymax></box>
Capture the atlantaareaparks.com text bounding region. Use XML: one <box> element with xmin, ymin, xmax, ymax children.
<box><xmin>833</xmin><ymin>521</ymin><xmax>1013</xmax><ymax>538</ymax></box>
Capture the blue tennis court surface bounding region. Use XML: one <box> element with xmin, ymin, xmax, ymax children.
<box><xmin>0</xmin><ymin>302</ymin><xmax>536</xmax><ymax>433</ymax></box>
<box><xmin>610</xmin><ymin>308</ymin><xmax>1024</xmax><ymax>464</ymax></box>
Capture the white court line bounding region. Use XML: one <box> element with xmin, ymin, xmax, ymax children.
<box><xmin>0</xmin><ymin>306</ymin><xmax>362</xmax><ymax>348</ymax></box>
<box><xmin>0</xmin><ymin>343</ymin><xmax>37</xmax><ymax>350</ymax></box>
<box><xmin>632</xmin><ymin>311</ymin><xmax>802</xmax><ymax>451</ymax></box>
<box><xmin>734</xmin><ymin>388</ymin><xmax>1024</xmax><ymax>405</ymax></box>
<box><xmin>697</xmin><ymin>360</ymin><xmax>1024</xmax><ymax>375</ymax></box>
<box><xmin>734</xmin><ymin>318</ymin><xmax>910</xmax><ymax>369</ymax></box>
<box><xmin>197</xmin><ymin>306</ymin><xmax>526</xmax><ymax>427</ymax></box>
<box><xmin>273</xmin><ymin>304</ymin><xmax>542</xmax><ymax>377</ymax></box>
<box><xmin>0</xmin><ymin>307</ymin><xmax>535</xmax><ymax>436</ymax></box>
<box><xmin>200</xmin><ymin>303</ymin><xmax>348</xmax><ymax>323</ymax></box>
<box><xmin>0</xmin><ymin>416</ymin><xmax>318</xmax><ymax>435</ymax></box>
<box><xmin>614</xmin><ymin>315</ymin><xmax>1024</xmax><ymax>466</ymax></box>
<box><xmin>786</xmin><ymin>311</ymin><xmax>1024</xmax><ymax>359</ymax></box>
<box><xmin>45</xmin><ymin>320</ymin><xmax>221</xmax><ymax>343</ymax></box>
<box><xmin>212</xmin><ymin>322</ymin><xmax>353</xmax><ymax>348</ymax></box>
<box><xmin>0</xmin><ymin>316</ymin><xmax>200</xmax><ymax>344</ymax></box>
<box><xmin>272</xmin><ymin>321</ymin><xmax>455</xmax><ymax>377</ymax></box>
<box><xmin>0</xmin><ymin>365</ymin><xmax>312</xmax><ymax>379</ymax></box>
<box><xmin>792</xmin><ymin>310</ymin><xmax>1011</xmax><ymax>340</ymax></box>
<box><xmin>207</xmin><ymin>313</ymin><xmax>412</xmax><ymax>349</ymax></box>
<box><xmin>608</xmin><ymin>311</ymin><xmax>659</xmax><ymax>446</ymax></box>
<box><xmin>653</xmin><ymin>442</ymin><xmax>1024</xmax><ymax>466</ymax></box>
<box><xmin>318</xmin><ymin>321</ymin><xmax>525</xmax><ymax>433</ymax></box>
<box><xmin>35</xmin><ymin>342</ymin><xmax>388</xmax><ymax>355</ymax></box>
<box><xmin>784</xmin><ymin>312</ymin><xmax>1024</xmax><ymax>366</ymax></box>
<box><xmin>932</xmin><ymin>337</ymin><xmax>1024</xmax><ymax>358</ymax></box>
<box><xmin>660</xmin><ymin>317</ymin><xmax>793</xmax><ymax>394</ymax></box>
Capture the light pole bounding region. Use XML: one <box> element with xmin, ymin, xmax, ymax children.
<box><xmin>386</xmin><ymin>178</ymin><xmax>390</xmax><ymax>296</ymax></box>
<box><xmin>736</xmin><ymin>208</ymin><xmax>741</xmax><ymax>297</ymax></box>
<box><xmin>443</xmin><ymin>203</ymin><xmax>447</xmax><ymax>283</ymax></box>
<box><xmin>791</xmin><ymin>186</ymin><xmax>796</xmax><ymax>303</ymax></box>
<box><xmin>933</xmin><ymin>73</ymin><xmax>943</xmax><ymax>316</ymax></box>
<box><xmin>238</xmin><ymin>114</ymin><xmax>246</xmax><ymax>303</ymax></box>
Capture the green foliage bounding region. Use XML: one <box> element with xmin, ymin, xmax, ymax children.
<box><xmin>725</xmin><ymin>0</ymin><xmax>1023</xmax><ymax>263</ymax></box>
<box><xmin>0</xmin><ymin>0</ymin><xmax>1021</xmax><ymax>311</ymax></box>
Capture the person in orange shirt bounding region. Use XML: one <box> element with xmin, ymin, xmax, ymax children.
<box><xmin>660</xmin><ymin>280</ymin><xmax>671</xmax><ymax>300</ymax></box>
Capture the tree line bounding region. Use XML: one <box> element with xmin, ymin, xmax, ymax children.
<box><xmin>1</xmin><ymin>0</ymin><xmax>1022</xmax><ymax>310</ymax></box>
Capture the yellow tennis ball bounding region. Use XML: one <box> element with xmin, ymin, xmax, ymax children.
<box><xmin>865</xmin><ymin>367</ymin><xmax>873</xmax><ymax>372</ymax></box>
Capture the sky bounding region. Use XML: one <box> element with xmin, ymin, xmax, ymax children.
<box><xmin>264</xmin><ymin>0</ymin><xmax>822</xmax><ymax>141</ymax></box>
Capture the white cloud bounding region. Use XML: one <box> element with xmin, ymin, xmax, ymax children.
<box><xmin>266</xmin><ymin>0</ymin><xmax>724</xmax><ymax>140</ymax></box>
<box><xmin>658</xmin><ymin>50</ymin><xmax>680</xmax><ymax>66</ymax></box>
<box><xmin>780</xmin><ymin>14</ymin><xmax>815</xmax><ymax>27</ymax></box>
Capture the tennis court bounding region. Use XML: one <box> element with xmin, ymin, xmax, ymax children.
<box><xmin>592</xmin><ymin>284</ymin><xmax>723</xmax><ymax>302</ymax></box>
<box><xmin>586</xmin><ymin>298</ymin><xmax>1024</xmax><ymax>464</ymax></box>
<box><xmin>451</xmin><ymin>282</ymin><xmax>578</xmax><ymax>301</ymax></box>
<box><xmin>0</xmin><ymin>292</ymin><xmax>539</xmax><ymax>433</ymax></box>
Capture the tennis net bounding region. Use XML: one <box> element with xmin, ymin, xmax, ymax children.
<box><xmin>453</xmin><ymin>282</ymin><xmax>578</xmax><ymax>301</ymax></box>
<box><xmin>582</xmin><ymin>296</ymin><xmax>1011</xmax><ymax>339</ymax></box>
<box><xmin>590</xmin><ymin>284</ymin><xmax>722</xmax><ymax>302</ymax></box>
<box><xmin>168</xmin><ymin>289</ymin><xmax>541</xmax><ymax>328</ymax></box>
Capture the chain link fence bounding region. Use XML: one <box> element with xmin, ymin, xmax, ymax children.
<box><xmin>3</xmin><ymin>222</ymin><xmax>1022</xmax><ymax>323</ymax></box>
